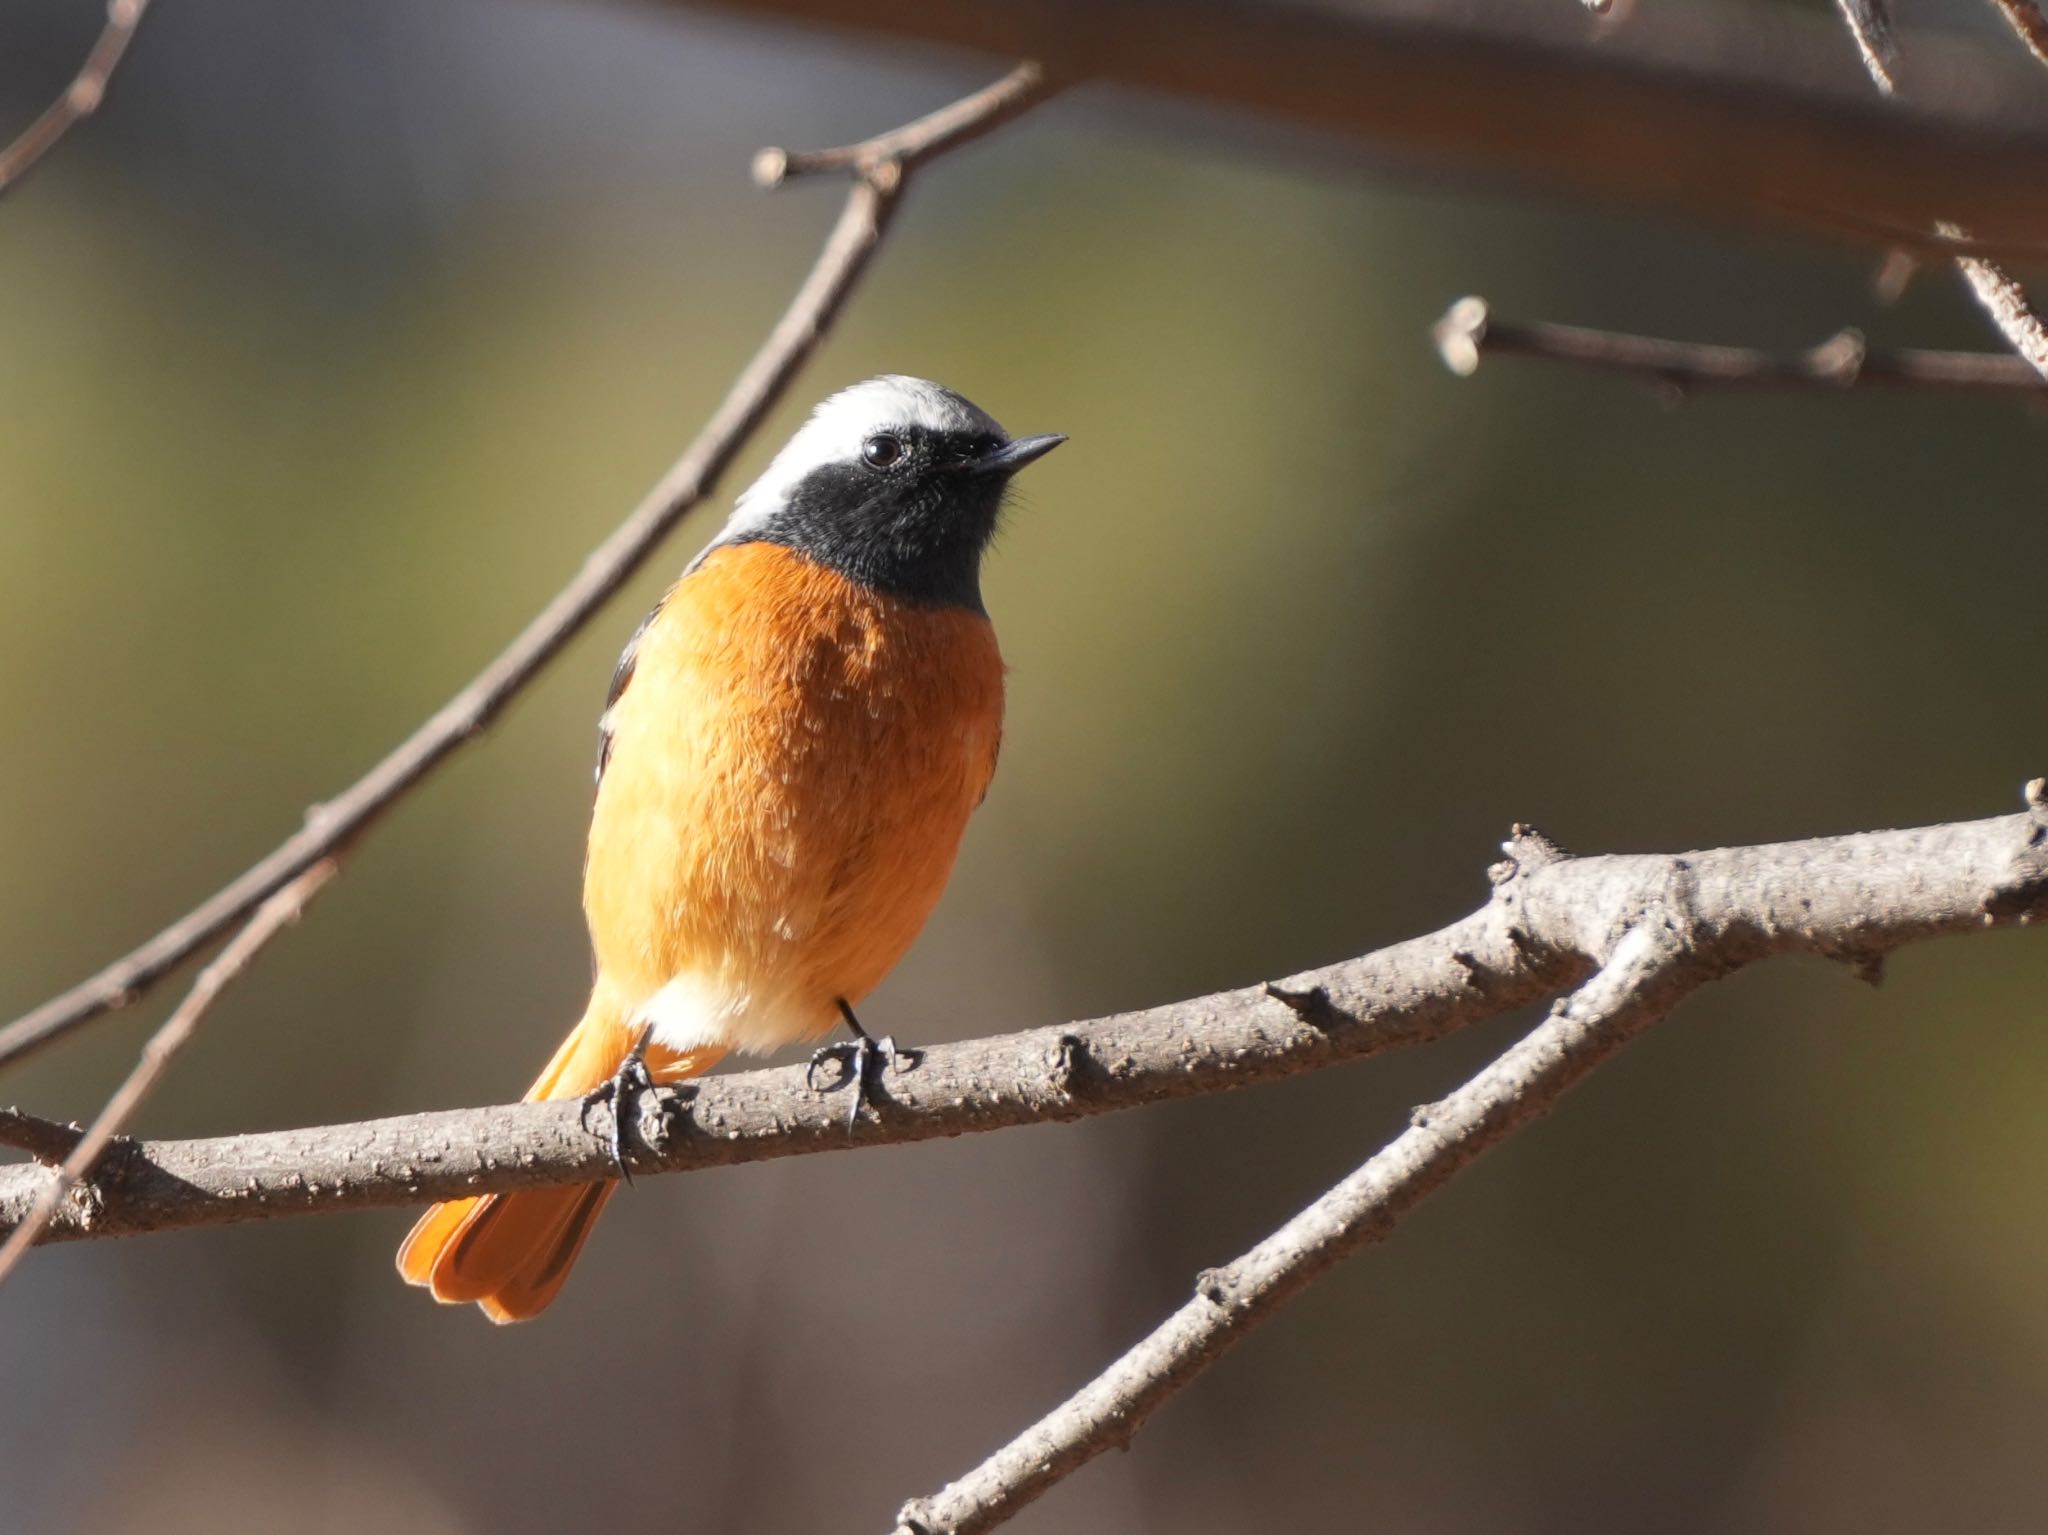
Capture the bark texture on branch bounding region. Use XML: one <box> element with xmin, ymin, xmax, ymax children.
<box><xmin>6</xmin><ymin>800</ymin><xmax>2044</xmax><ymax>1248</ymax></box>
<box><xmin>881</xmin><ymin>783</ymin><xmax>2048</xmax><ymax>1531</ymax></box>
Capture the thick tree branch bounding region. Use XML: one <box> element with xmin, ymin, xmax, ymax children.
<box><xmin>0</xmin><ymin>61</ymin><xmax>1052</xmax><ymax>1076</ymax></box>
<box><xmin>1433</xmin><ymin>297</ymin><xmax>2048</xmax><ymax>396</ymax></box>
<box><xmin>5</xmin><ymin>797</ymin><xmax>2043</xmax><ymax>1248</ymax></box>
<box><xmin>888</xmin><ymin>784</ymin><xmax>2048</xmax><ymax>1531</ymax></box>
<box><xmin>669</xmin><ymin>0</ymin><xmax>2048</xmax><ymax>253</ymax></box>
<box><xmin>0</xmin><ymin>0</ymin><xmax>152</xmax><ymax>197</ymax></box>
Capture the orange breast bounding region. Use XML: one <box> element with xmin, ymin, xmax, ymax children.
<box><xmin>582</xmin><ymin>542</ymin><xmax>1004</xmax><ymax>1052</ymax></box>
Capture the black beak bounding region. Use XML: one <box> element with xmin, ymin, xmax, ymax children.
<box><xmin>968</xmin><ymin>433</ymin><xmax>1066</xmax><ymax>476</ymax></box>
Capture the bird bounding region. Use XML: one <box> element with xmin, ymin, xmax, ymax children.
<box><xmin>397</xmin><ymin>376</ymin><xmax>1063</xmax><ymax>1322</ymax></box>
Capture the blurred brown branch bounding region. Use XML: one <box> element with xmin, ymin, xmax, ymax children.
<box><xmin>1432</xmin><ymin>0</ymin><xmax>2048</xmax><ymax>405</ymax></box>
<box><xmin>675</xmin><ymin>0</ymin><xmax>2048</xmax><ymax>254</ymax></box>
<box><xmin>1433</xmin><ymin>297</ymin><xmax>2048</xmax><ymax>395</ymax></box>
<box><xmin>0</xmin><ymin>61</ymin><xmax>1052</xmax><ymax>1078</ymax></box>
<box><xmin>0</xmin><ymin>0</ymin><xmax>152</xmax><ymax>197</ymax></box>
<box><xmin>5</xmin><ymin>795</ymin><xmax>2041</xmax><ymax>1251</ymax></box>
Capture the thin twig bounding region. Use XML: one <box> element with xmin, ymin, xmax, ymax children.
<box><xmin>0</xmin><ymin>861</ymin><xmax>336</xmax><ymax>1287</ymax></box>
<box><xmin>4</xmin><ymin>798</ymin><xmax>2042</xmax><ymax>1249</ymax></box>
<box><xmin>752</xmin><ymin>62</ymin><xmax>1049</xmax><ymax>185</ymax></box>
<box><xmin>0</xmin><ymin>0</ymin><xmax>152</xmax><ymax>196</ymax></box>
<box><xmin>1433</xmin><ymin>297</ymin><xmax>2048</xmax><ymax>394</ymax></box>
<box><xmin>894</xmin><ymin>928</ymin><xmax>1687</xmax><ymax>1534</ymax></box>
<box><xmin>1820</xmin><ymin>10</ymin><xmax>2048</xmax><ymax>383</ymax></box>
<box><xmin>0</xmin><ymin>61</ymin><xmax>1054</xmax><ymax>1077</ymax></box>
<box><xmin>1984</xmin><ymin>0</ymin><xmax>2048</xmax><ymax>69</ymax></box>
<box><xmin>1831</xmin><ymin>0</ymin><xmax>1900</xmax><ymax>92</ymax></box>
<box><xmin>1953</xmin><ymin>253</ymin><xmax>2048</xmax><ymax>382</ymax></box>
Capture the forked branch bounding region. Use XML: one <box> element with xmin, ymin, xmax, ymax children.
<box><xmin>5</xmin><ymin>795</ymin><xmax>2041</xmax><ymax>1250</ymax></box>
<box><xmin>886</xmin><ymin>782</ymin><xmax>2048</xmax><ymax>1532</ymax></box>
<box><xmin>894</xmin><ymin>924</ymin><xmax>1689</xmax><ymax>1533</ymax></box>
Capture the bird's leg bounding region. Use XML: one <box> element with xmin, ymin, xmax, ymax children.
<box><xmin>807</xmin><ymin>999</ymin><xmax>919</xmax><ymax>1132</ymax></box>
<box><xmin>579</xmin><ymin>1022</ymin><xmax>655</xmax><ymax>1183</ymax></box>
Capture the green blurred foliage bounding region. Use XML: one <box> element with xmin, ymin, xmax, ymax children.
<box><xmin>3</xmin><ymin>1</ymin><xmax>2047</xmax><ymax>1532</ymax></box>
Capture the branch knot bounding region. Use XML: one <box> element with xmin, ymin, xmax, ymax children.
<box><xmin>1491</xmin><ymin>823</ymin><xmax>1572</xmax><ymax>886</ymax></box>
<box><xmin>1194</xmin><ymin>1266</ymin><xmax>1242</xmax><ymax>1308</ymax></box>
<box><xmin>1263</xmin><ymin>980</ymin><xmax>1334</xmax><ymax>1030</ymax></box>
<box><xmin>1987</xmin><ymin>783</ymin><xmax>2048</xmax><ymax>921</ymax></box>
<box><xmin>1050</xmin><ymin>1034</ymin><xmax>1088</xmax><ymax>1095</ymax></box>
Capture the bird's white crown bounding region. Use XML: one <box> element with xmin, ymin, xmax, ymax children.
<box><xmin>717</xmin><ymin>376</ymin><xmax>1006</xmax><ymax>541</ymax></box>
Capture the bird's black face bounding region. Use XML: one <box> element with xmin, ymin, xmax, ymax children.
<box><xmin>748</xmin><ymin>426</ymin><xmax>1064</xmax><ymax>611</ymax></box>
<box><xmin>717</xmin><ymin>378</ymin><xmax>1063</xmax><ymax>613</ymax></box>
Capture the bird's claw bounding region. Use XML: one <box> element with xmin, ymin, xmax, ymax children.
<box><xmin>579</xmin><ymin>1048</ymin><xmax>656</xmax><ymax>1182</ymax></box>
<box><xmin>806</xmin><ymin>1032</ymin><xmax>914</xmax><ymax>1132</ymax></box>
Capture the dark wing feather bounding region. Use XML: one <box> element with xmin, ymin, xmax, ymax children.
<box><xmin>595</xmin><ymin>591</ymin><xmax>669</xmax><ymax>787</ymax></box>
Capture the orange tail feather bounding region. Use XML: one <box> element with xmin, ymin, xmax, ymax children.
<box><xmin>397</xmin><ymin>994</ymin><xmax>723</xmax><ymax>1323</ymax></box>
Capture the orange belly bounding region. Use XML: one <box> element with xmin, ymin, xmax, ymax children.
<box><xmin>582</xmin><ymin>541</ymin><xmax>1004</xmax><ymax>1054</ymax></box>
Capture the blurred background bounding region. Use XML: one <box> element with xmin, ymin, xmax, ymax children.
<box><xmin>4</xmin><ymin>1</ymin><xmax>2048</xmax><ymax>1530</ymax></box>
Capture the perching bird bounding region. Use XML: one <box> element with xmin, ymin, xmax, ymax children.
<box><xmin>398</xmin><ymin>376</ymin><xmax>1063</xmax><ymax>1322</ymax></box>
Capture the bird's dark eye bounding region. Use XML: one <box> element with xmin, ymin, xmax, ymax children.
<box><xmin>862</xmin><ymin>434</ymin><xmax>904</xmax><ymax>469</ymax></box>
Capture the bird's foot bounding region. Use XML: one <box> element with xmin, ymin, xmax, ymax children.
<box><xmin>807</xmin><ymin>1001</ymin><xmax>920</xmax><ymax>1132</ymax></box>
<box><xmin>579</xmin><ymin>1032</ymin><xmax>655</xmax><ymax>1182</ymax></box>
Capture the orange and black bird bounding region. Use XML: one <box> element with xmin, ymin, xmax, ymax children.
<box><xmin>398</xmin><ymin>377</ymin><xmax>1063</xmax><ymax>1322</ymax></box>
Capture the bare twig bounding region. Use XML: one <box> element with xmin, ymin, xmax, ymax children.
<box><xmin>1831</xmin><ymin>0</ymin><xmax>1900</xmax><ymax>92</ymax></box>
<box><xmin>1817</xmin><ymin>9</ymin><xmax>2048</xmax><ymax>383</ymax></box>
<box><xmin>4</xmin><ymin>800</ymin><xmax>2042</xmax><ymax>1251</ymax></box>
<box><xmin>894</xmin><ymin>927</ymin><xmax>1688</xmax><ymax>1534</ymax></box>
<box><xmin>1953</xmin><ymin>253</ymin><xmax>2048</xmax><ymax>381</ymax></box>
<box><xmin>0</xmin><ymin>862</ymin><xmax>337</xmax><ymax>1286</ymax></box>
<box><xmin>1433</xmin><ymin>297</ymin><xmax>2048</xmax><ymax>395</ymax></box>
<box><xmin>0</xmin><ymin>0</ymin><xmax>152</xmax><ymax>197</ymax></box>
<box><xmin>1985</xmin><ymin>0</ymin><xmax>2048</xmax><ymax>70</ymax></box>
<box><xmin>752</xmin><ymin>62</ymin><xmax>1050</xmax><ymax>185</ymax></box>
<box><xmin>0</xmin><ymin>61</ymin><xmax>1053</xmax><ymax>1077</ymax></box>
